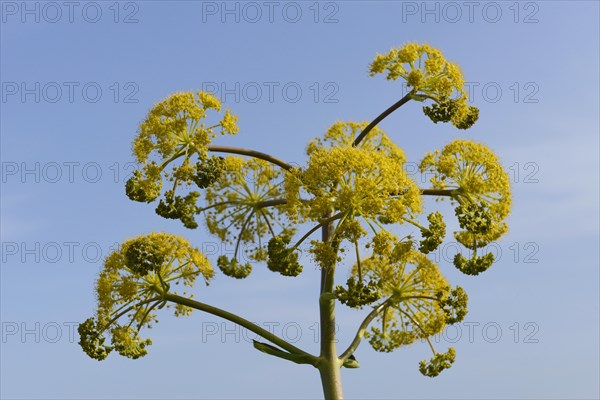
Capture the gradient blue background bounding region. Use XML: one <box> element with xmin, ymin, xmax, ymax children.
<box><xmin>1</xmin><ymin>1</ymin><xmax>599</xmax><ymax>399</ymax></box>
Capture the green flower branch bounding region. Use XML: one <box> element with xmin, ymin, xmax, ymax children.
<box><xmin>339</xmin><ymin>298</ymin><xmax>393</xmax><ymax>363</ymax></box>
<box><xmin>163</xmin><ymin>293</ymin><xmax>318</xmax><ymax>366</ymax></box>
<box><xmin>208</xmin><ymin>145</ymin><xmax>294</xmax><ymax>171</ymax></box>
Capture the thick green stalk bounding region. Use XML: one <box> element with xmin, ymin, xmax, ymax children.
<box><xmin>319</xmin><ymin>357</ymin><xmax>344</xmax><ymax>400</ymax></box>
<box><xmin>318</xmin><ymin>218</ymin><xmax>344</xmax><ymax>399</ymax></box>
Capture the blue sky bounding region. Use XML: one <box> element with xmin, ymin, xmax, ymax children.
<box><xmin>1</xmin><ymin>1</ymin><xmax>599</xmax><ymax>399</ymax></box>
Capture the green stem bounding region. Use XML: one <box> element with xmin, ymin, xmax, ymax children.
<box><xmin>135</xmin><ymin>300</ymin><xmax>162</xmax><ymax>332</ymax></box>
<box><xmin>397</xmin><ymin>308</ymin><xmax>438</xmax><ymax>355</ymax></box>
<box><xmin>339</xmin><ymin>299</ymin><xmax>392</xmax><ymax>362</ymax></box>
<box><xmin>208</xmin><ymin>145</ymin><xmax>294</xmax><ymax>171</ymax></box>
<box><xmin>292</xmin><ymin>212</ymin><xmax>344</xmax><ymax>251</ymax></box>
<box><xmin>401</xmin><ymin>216</ymin><xmax>428</xmax><ymax>231</ymax></box>
<box><xmin>354</xmin><ymin>241</ymin><xmax>362</xmax><ymax>282</ymax></box>
<box><xmin>390</xmin><ymin>188</ymin><xmax>457</xmax><ymax>198</ymax></box>
<box><xmin>353</xmin><ymin>93</ymin><xmax>412</xmax><ymax>147</ymax></box>
<box><xmin>163</xmin><ymin>293</ymin><xmax>315</xmax><ymax>361</ymax></box>
<box><xmin>159</xmin><ymin>148</ymin><xmax>186</xmax><ymax>170</ymax></box>
<box><xmin>234</xmin><ymin>209</ymin><xmax>256</xmax><ymax>259</ymax></box>
<box><xmin>420</xmin><ymin>189</ymin><xmax>457</xmax><ymax>197</ymax></box>
<box><xmin>253</xmin><ymin>340</ymin><xmax>317</xmax><ymax>366</ymax></box>
<box><xmin>99</xmin><ymin>297</ymin><xmax>161</xmax><ymax>333</ymax></box>
<box><xmin>318</xmin><ymin>215</ymin><xmax>344</xmax><ymax>399</ymax></box>
<box><xmin>259</xmin><ymin>210</ymin><xmax>276</xmax><ymax>237</ymax></box>
<box><xmin>197</xmin><ymin>201</ymin><xmax>239</xmax><ymax>213</ymax></box>
<box><xmin>255</xmin><ymin>198</ymin><xmax>288</xmax><ymax>208</ymax></box>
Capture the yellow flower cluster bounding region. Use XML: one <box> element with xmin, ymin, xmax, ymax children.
<box><xmin>420</xmin><ymin>139</ymin><xmax>511</xmax><ymax>241</ymax></box>
<box><xmin>360</xmin><ymin>240</ymin><xmax>449</xmax><ymax>351</ymax></box>
<box><xmin>420</xmin><ymin>139</ymin><xmax>511</xmax><ymax>274</ymax></box>
<box><xmin>370</xmin><ymin>43</ymin><xmax>478</xmax><ymax>129</ymax></box>
<box><xmin>286</xmin><ymin>122</ymin><xmax>421</xmax><ymax>237</ymax></box>
<box><xmin>342</xmin><ymin>234</ymin><xmax>464</xmax><ymax>376</ymax></box>
<box><xmin>370</xmin><ymin>43</ymin><xmax>463</xmax><ymax>98</ymax></box>
<box><xmin>79</xmin><ymin>233</ymin><xmax>213</xmax><ymax>360</ymax></box>
<box><xmin>125</xmin><ymin>92</ymin><xmax>240</xmax><ymax>229</ymax></box>
<box><xmin>133</xmin><ymin>91</ymin><xmax>238</xmax><ymax>163</ymax></box>
<box><xmin>205</xmin><ymin>156</ymin><xmax>294</xmax><ymax>269</ymax></box>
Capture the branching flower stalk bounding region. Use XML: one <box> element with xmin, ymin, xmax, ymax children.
<box><xmin>79</xmin><ymin>43</ymin><xmax>512</xmax><ymax>400</ymax></box>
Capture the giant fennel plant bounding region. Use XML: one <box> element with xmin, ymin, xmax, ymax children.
<box><xmin>79</xmin><ymin>43</ymin><xmax>511</xmax><ymax>399</ymax></box>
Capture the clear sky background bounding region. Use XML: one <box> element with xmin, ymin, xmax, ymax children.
<box><xmin>1</xmin><ymin>1</ymin><xmax>599</xmax><ymax>399</ymax></box>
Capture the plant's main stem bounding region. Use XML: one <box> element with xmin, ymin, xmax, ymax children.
<box><xmin>318</xmin><ymin>216</ymin><xmax>344</xmax><ymax>400</ymax></box>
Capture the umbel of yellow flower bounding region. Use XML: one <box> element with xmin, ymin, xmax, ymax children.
<box><xmin>420</xmin><ymin>139</ymin><xmax>512</xmax><ymax>274</ymax></box>
<box><xmin>370</xmin><ymin>42</ymin><xmax>479</xmax><ymax>129</ymax></box>
<box><xmin>125</xmin><ymin>91</ymin><xmax>240</xmax><ymax>229</ymax></box>
<box><xmin>133</xmin><ymin>91</ymin><xmax>238</xmax><ymax>163</ymax></box>
<box><xmin>285</xmin><ymin>121</ymin><xmax>422</xmax><ymax>234</ymax></box>
<box><xmin>128</xmin><ymin>92</ymin><xmax>298</xmax><ymax>279</ymax></box>
<box><xmin>203</xmin><ymin>156</ymin><xmax>295</xmax><ymax>273</ymax></box>
<box><xmin>353</xmin><ymin>236</ymin><xmax>466</xmax><ymax>376</ymax></box>
<box><xmin>78</xmin><ymin>233</ymin><xmax>213</xmax><ymax>360</ymax></box>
